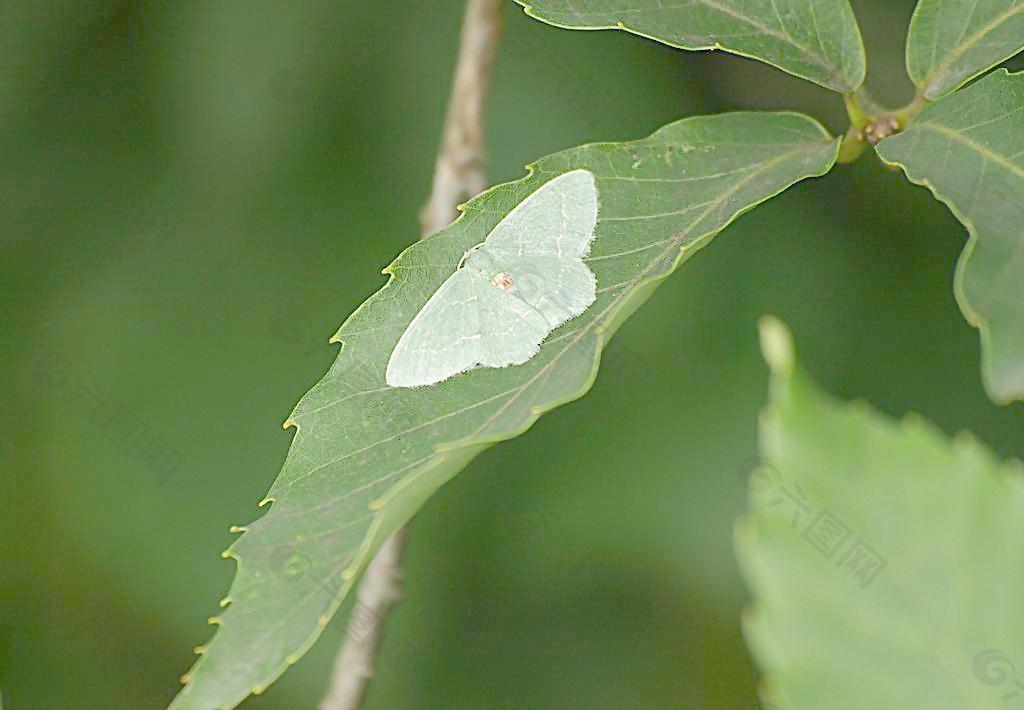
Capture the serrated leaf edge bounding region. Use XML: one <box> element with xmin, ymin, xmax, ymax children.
<box><xmin>172</xmin><ymin>113</ymin><xmax>839</xmax><ymax>710</ymax></box>
<box><xmin>876</xmin><ymin>69</ymin><xmax>1024</xmax><ymax>405</ymax></box>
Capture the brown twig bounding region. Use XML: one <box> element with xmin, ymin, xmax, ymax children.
<box><xmin>420</xmin><ymin>0</ymin><xmax>503</xmax><ymax>237</ymax></box>
<box><xmin>318</xmin><ymin>2</ymin><xmax>503</xmax><ymax>709</ymax></box>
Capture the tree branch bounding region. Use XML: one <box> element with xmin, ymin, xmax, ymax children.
<box><xmin>318</xmin><ymin>3</ymin><xmax>503</xmax><ymax>709</ymax></box>
<box><xmin>420</xmin><ymin>0</ymin><xmax>504</xmax><ymax>237</ymax></box>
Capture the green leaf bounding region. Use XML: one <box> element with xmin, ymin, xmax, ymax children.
<box><xmin>515</xmin><ymin>0</ymin><xmax>866</xmax><ymax>93</ymax></box>
<box><xmin>737</xmin><ymin>317</ymin><xmax>1024</xmax><ymax>709</ymax></box>
<box><xmin>169</xmin><ymin>112</ymin><xmax>838</xmax><ymax>710</ymax></box>
<box><xmin>907</xmin><ymin>0</ymin><xmax>1024</xmax><ymax>99</ymax></box>
<box><xmin>876</xmin><ymin>70</ymin><xmax>1024</xmax><ymax>404</ymax></box>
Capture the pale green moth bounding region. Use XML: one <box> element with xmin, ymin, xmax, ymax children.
<box><xmin>386</xmin><ymin>169</ymin><xmax>599</xmax><ymax>388</ymax></box>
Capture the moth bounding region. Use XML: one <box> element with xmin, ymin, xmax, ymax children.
<box><xmin>386</xmin><ymin>169</ymin><xmax>599</xmax><ymax>387</ymax></box>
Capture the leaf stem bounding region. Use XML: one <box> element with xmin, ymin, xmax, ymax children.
<box><xmin>318</xmin><ymin>2</ymin><xmax>503</xmax><ymax>709</ymax></box>
<box><xmin>843</xmin><ymin>91</ymin><xmax>871</xmax><ymax>128</ymax></box>
<box><xmin>892</xmin><ymin>90</ymin><xmax>929</xmax><ymax>128</ymax></box>
<box><xmin>836</xmin><ymin>126</ymin><xmax>868</xmax><ymax>164</ymax></box>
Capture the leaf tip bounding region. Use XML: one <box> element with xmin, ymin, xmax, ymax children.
<box><xmin>849</xmin><ymin>398</ymin><xmax>874</xmax><ymax>418</ymax></box>
<box><xmin>900</xmin><ymin>411</ymin><xmax>926</xmax><ymax>432</ymax></box>
<box><xmin>218</xmin><ymin>596</ymin><xmax>231</xmax><ymax>609</ymax></box>
<box><xmin>207</xmin><ymin>616</ymin><xmax>222</xmax><ymax>626</ymax></box>
<box><xmin>258</xmin><ymin>496</ymin><xmax>274</xmax><ymax>508</ymax></box>
<box><xmin>740</xmin><ymin>603</ymin><xmax>763</xmax><ymax>628</ymax></box>
<box><xmin>180</xmin><ymin>674</ymin><xmax>192</xmax><ymax>685</ymax></box>
<box><xmin>228</xmin><ymin>525</ymin><xmax>247</xmax><ymax>534</ymax></box>
<box><xmin>952</xmin><ymin>429</ymin><xmax>978</xmax><ymax>453</ymax></box>
<box><xmin>283</xmin><ymin>418</ymin><xmax>297</xmax><ymax>430</ymax></box>
<box><xmin>252</xmin><ymin>684</ymin><xmax>266</xmax><ymax>695</ymax></box>
<box><xmin>734</xmin><ymin>515</ymin><xmax>757</xmax><ymax>541</ymax></box>
<box><xmin>758</xmin><ymin>315</ymin><xmax>794</xmax><ymax>377</ymax></box>
<box><xmin>193</xmin><ymin>645</ymin><xmax>206</xmax><ymax>655</ymax></box>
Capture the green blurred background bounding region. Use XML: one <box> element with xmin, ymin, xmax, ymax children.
<box><xmin>4</xmin><ymin>1</ymin><xmax>1023</xmax><ymax>708</ymax></box>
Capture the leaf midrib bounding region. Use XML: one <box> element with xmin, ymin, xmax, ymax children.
<box><xmin>923</xmin><ymin>2</ymin><xmax>1024</xmax><ymax>93</ymax></box>
<box><xmin>198</xmin><ymin>137</ymin><xmax>831</xmax><ymax>696</ymax></box>
<box><xmin>255</xmin><ymin>144</ymin><xmax>835</xmax><ymax>612</ymax></box>
<box><xmin>463</xmin><ymin>140</ymin><xmax>830</xmax><ymax>441</ymax></box>
<box><xmin>287</xmin><ymin>139</ymin><xmax>833</xmax><ymax>480</ymax></box>
<box><xmin>174</xmin><ymin>127</ymin><xmax>837</xmax><ymax>709</ymax></box>
<box><xmin>693</xmin><ymin>0</ymin><xmax>836</xmax><ymax>78</ymax></box>
<box><xmin>916</xmin><ymin>121</ymin><xmax>1024</xmax><ymax>178</ymax></box>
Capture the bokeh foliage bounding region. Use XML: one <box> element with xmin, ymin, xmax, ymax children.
<box><xmin>740</xmin><ymin>318</ymin><xmax>1024</xmax><ymax>709</ymax></box>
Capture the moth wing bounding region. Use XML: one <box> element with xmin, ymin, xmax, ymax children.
<box><xmin>503</xmin><ymin>253</ymin><xmax>596</xmax><ymax>329</ymax></box>
<box><xmin>484</xmin><ymin>169</ymin><xmax>598</xmax><ymax>259</ymax></box>
<box><xmin>385</xmin><ymin>268</ymin><xmax>484</xmax><ymax>387</ymax></box>
<box><xmin>476</xmin><ymin>279</ymin><xmax>551</xmax><ymax>369</ymax></box>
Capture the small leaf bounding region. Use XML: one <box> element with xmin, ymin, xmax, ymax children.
<box><xmin>515</xmin><ymin>0</ymin><xmax>866</xmax><ymax>93</ymax></box>
<box><xmin>907</xmin><ymin>0</ymin><xmax>1024</xmax><ymax>99</ymax></box>
<box><xmin>737</xmin><ymin>317</ymin><xmax>1024</xmax><ymax>709</ymax></box>
<box><xmin>877</xmin><ymin>69</ymin><xmax>1024</xmax><ymax>404</ymax></box>
<box><xmin>169</xmin><ymin>113</ymin><xmax>838</xmax><ymax>710</ymax></box>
